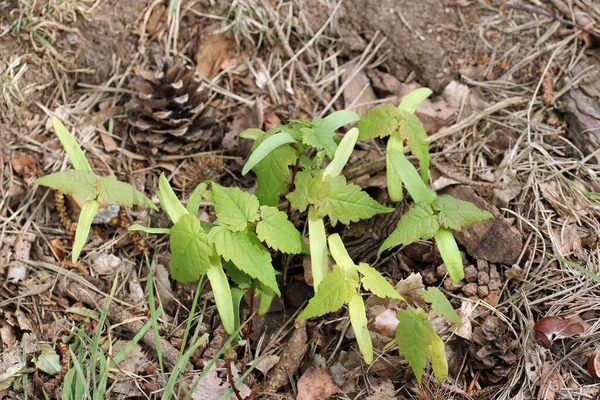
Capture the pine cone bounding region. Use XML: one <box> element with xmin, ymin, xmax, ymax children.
<box><xmin>128</xmin><ymin>58</ymin><xmax>213</xmax><ymax>155</ymax></box>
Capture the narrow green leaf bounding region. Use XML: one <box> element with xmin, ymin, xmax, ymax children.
<box><xmin>157</xmin><ymin>173</ymin><xmax>189</xmax><ymax>224</ymax></box>
<box><xmin>423</xmin><ymin>287</ymin><xmax>462</xmax><ymax>326</ymax></box>
<box><xmin>398</xmin><ymin>87</ymin><xmax>432</xmax><ymax>114</ymax></box>
<box><xmin>253</xmin><ymin>144</ymin><xmax>297</xmax><ymax>206</ymax></box>
<box><xmin>429</xmin><ymin>333</ymin><xmax>448</xmax><ymax>382</ymax></box>
<box><xmin>231</xmin><ymin>288</ymin><xmax>246</xmax><ymax>335</ymax></box>
<box><xmin>209</xmin><ymin>226</ymin><xmax>280</xmax><ymax>295</ymax></box>
<box><xmin>239</xmin><ymin>128</ymin><xmax>265</xmax><ymax>140</ymax></box>
<box><xmin>297</xmin><ymin>266</ymin><xmax>357</xmax><ymax>320</ymax></box>
<box><xmin>97</xmin><ymin>176</ymin><xmax>157</xmax><ymax>210</ymax></box>
<box><xmin>348</xmin><ymin>292</ymin><xmax>373</xmax><ymax>364</ymax></box>
<box><xmin>34</xmin><ymin>170</ymin><xmax>97</xmax><ymax>200</ymax></box>
<box><xmin>432</xmin><ymin>194</ymin><xmax>493</xmax><ymax>231</ymax></box>
<box><xmin>186</xmin><ymin>182</ymin><xmax>208</xmax><ymax>215</ymax></box>
<box><xmin>378</xmin><ymin>203</ymin><xmax>439</xmax><ymax>255</ymax></box>
<box><xmin>257</xmin><ymin>286</ymin><xmax>276</xmax><ymax>315</ymax></box>
<box><xmin>302</xmin><ymin>127</ymin><xmax>337</xmax><ymax>158</ymax></box>
<box><xmin>395</xmin><ymin>307</ymin><xmax>434</xmax><ymax>383</ymax></box>
<box><xmin>398</xmin><ymin>111</ymin><xmax>430</xmax><ymax>183</ymax></box>
<box><xmin>327</xmin><ymin>234</ymin><xmax>358</xmax><ymax>282</ymax></box>
<box><xmin>52</xmin><ymin>117</ymin><xmax>92</xmax><ymax>172</ymax></box>
<box><xmin>243</xmin><ymin>132</ymin><xmax>296</xmax><ymax>175</ymax></box>
<box><xmin>206</xmin><ymin>258</ymin><xmax>235</xmax><ymax>335</ymax></box>
<box><xmin>319</xmin><ymin>175</ymin><xmax>394</xmax><ymax>226</ymax></box>
<box><xmin>308</xmin><ymin>206</ymin><xmax>328</xmax><ymax>291</ymax></box>
<box><xmin>72</xmin><ymin>200</ymin><xmax>98</xmax><ymax>262</ymax></box>
<box><xmin>356</xmin><ymin>263</ymin><xmax>403</xmax><ymax>299</ymax></box>
<box><xmin>387</xmin><ymin>149</ymin><xmax>436</xmax><ymax>204</ymax></box>
<box><xmin>434</xmin><ymin>228</ymin><xmax>464</xmax><ymax>282</ymax></box>
<box><xmin>256</xmin><ymin>206</ymin><xmax>303</xmax><ymax>254</ymax></box>
<box><xmin>169</xmin><ymin>214</ymin><xmax>212</xmax><ymax>282</ymax></box>
<box><xmin>356</xmin><ymin>104</ymin><xmax>401</xmax><ymax>141</ymax></box>
<box><xmin>323</xmin><ymin>127</ymin><xmax>359</xmax><ymax>178</ymax></box>
<box><xmin>211</xmin><ymin>184</ymin><xmax>260</xmax><ymax>232</ymax></box>
<box><xmin>319</xmin><ymin>110</ymin><xmax>360</xmax><ymax>132</ymax></box>
<box><xmin>386</xmin><ymin>132</ymin><xmax>404</xmax><ymax>201</ymax></box>
<box><xmin>128</xmin><ymin>224</ymin><xmax>171</xmax><ymax>234</ymax></box>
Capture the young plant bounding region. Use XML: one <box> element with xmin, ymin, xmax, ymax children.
<box><xmin>34</xmin><ymin>117</ymin><xmax>157</xmax><ymax>262</ymax></box>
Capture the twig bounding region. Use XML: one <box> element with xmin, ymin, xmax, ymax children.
<box><xmin>226</xmin><ymin>354</ymin><xmax>244</xmax><ymax>400</ymax></box>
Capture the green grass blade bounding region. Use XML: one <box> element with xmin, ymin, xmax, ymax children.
<box><xmin>387</xmin><ymin>149</ymin><xmax>436</xmax><ymax>204</ymax></box>
<box><xmin>157</xmin><ymin>173</ymin><xmax>189</xmax><ymax>224</ymax></box>
<box><xmin>69</xmin><ymin>349</ymin><xmax>92</xmax><ymax>399</ymax></box>
<box><xmin>52</xmin><ymin>117</ymin><xmax>92</xmax><ymax>172</ymax></box>
<box><xmin>144</xmin><ymin>253</ymin><xmax>165</xmax><ymax>381</ymax></box>
<box><xmin>162</xmin><ymin>334</ymin><xmax>209</xmax><ymax>400</ymax></box>
<box><xmin>242</xmin><ymin>132</ymin><xmax>296</xmax><ymax>175</ymax></box>
<box><xmin>72</xmin><ymin>200</ymin><xmax>99</xmax><ymax>263</ymax></box>
<box><xmin>323</xmin><ymin>127</ymin><xmax>359</xmax><ymax>178</ymax></box>
<box><xmin>398</xmin><ymin>87</ymin><xmax>432</xmax><ymax>114</ymax></box>
<box><xmin>127</xmin><ymin>224</ymin><xmax>171</xmax><ymax>235</ymax></box>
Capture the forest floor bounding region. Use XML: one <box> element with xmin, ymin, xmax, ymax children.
<box><xmin>1</xmin><ymin>0</ymin><xmax>600</xmax><ymax>399</ymax></box>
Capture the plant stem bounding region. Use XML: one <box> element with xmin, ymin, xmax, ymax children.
<box><xmin>431</xmin><ymin>238</ymin><xmax>437</xmax><ymax>269</ymax></box>
<box><xmin>244</xmin><ymin>288</ymin><xmax>255</xmax><ymax>342</ymax></box>
<box><xmin>286</xmin><ymin>156</ymin><xmax>301</xmax><ymax>217</ymax></box>
<box><xmin>226</xmin><ymin>355</ymin><xmax>244</xmax><ymax>400</ymax></box>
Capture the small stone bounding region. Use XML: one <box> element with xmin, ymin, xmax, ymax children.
<box><xmin>478</xmin><ymin>271</ymin><xmax>490</xmax><ymax>286</ymax></box>
<box><xmin>478</xmin><ymin>285</ymin><xmax>489</xmax><ymax>298</ymax></box>
<box><xmin>436</xmin><ymin>263</ymin><xmax>448</xmax><ymax>277</ymax></box>
<box><xmin>462</xmin><ymin>282</ymin><xmax>478</xmax><ymax>297</ymax></box>
<box><xmin>424</xmin><ymin>270</ymin><xmax>438</xmax><ymax>285</ymax></box>
<box><xmin>477</xmin><ymin>258</ymin><xmax>489</xmax><ymax>273</ymax></box>
<box><xmin>488</xmin><ymin>278</ymin><xmax>502</xmax><ymax>291</ymax></box>
<box><xmin>464</xmin><ymin>265</ymin><xmax>478</xmax><ymax>282</ymax></box>
<box><xmin>444</xmin><ymin>278</ymin><xmax>465</xmax><ymax>292</ymax></box>
<box><xmin>489</xmin><ymin>264</ymin><xmax>500</xmax><ymax>279</ymax></box>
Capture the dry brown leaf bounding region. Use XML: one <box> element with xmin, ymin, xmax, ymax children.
<box><xmin>196</xmin><ymin>33</ymin><xmax>241</xmax><ymax>79</ymax></box>
<box><xmin>372</xmin><ymin>309</ymin><xmax>398</xmax><ymax>338</ymax></box>
<box><xmin>11</xmin><ymin>151</ymin><xmax>39</xmax><ymax>183</ymax></box>
<box><xmin>191</xmin><ymin>363</ymin><xmax>251</xmax><ymax>400</ymax></box>
<box><xmin>534</xmin><ymin>316</ymin><xmax>585</xmax><ymax>348</ymax></box>
<box><xmin>364</xmin><ymin>377</ymin><xmax>395</xmax><ymax>400</ymax></box>
<box><xmin>15</xmin><ymin>309</ymin><xmax>33</xmax><ymax>332</ymax></box>
<box><xmin>539</xmin><ymin>361</ymin><xmax>560</xmax><ymax>400</ymax></box>
<box><xmin>394</xmin><ymin>273</ymin><xmax>425</xmax><ymax>305</ymax></box>
<box><xmin>146</xmin><ymin>4</ymin><xmax>168</xmax><ymax>36</ymax></box>
<box><xmin>264</xmin><ymin>320</ymin><xmax>308</xmax><ymax>392</ymax></box>
<box><xmin>343</xmin><ymin>69</ymin><xmax>377</xmax><ymax>117</ymax></box>
<box><xmin>297</xmin><ymin>368</ymin><xmax>341</xmax><ymax>400</ymax></box>
<box><xmin>152</xmin><ymin>255</ymin><xmax>176</xmax><ymax>312</ymax></box>
<box><xmin>252</xmin><ymin>354</ymin><xmax>280</xmax><ymax>376</ymax></box>
<box><xmin>0</xmin><ymin>321</ymin><xmax>17</xmax><ymax>349</ymax></box>
<box><xmin>557</xmin><ymin>224</ymin><xmax>585</xmax><ymax>259</ymax></box>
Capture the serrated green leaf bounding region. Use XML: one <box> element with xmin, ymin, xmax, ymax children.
<box><xmin>52</xmin><ymin>117</ymin><xmax>92</xmax><ymax>172</ymax></box>
<box><xmin>225</xmin><ymin>261</ymin><xmax>253</xmax><ymax>289</ymax></box>
<box><xmin>157</xmin><ymin>173</ymin><xmax>188</xmax><ymax>224</ymax></box>
<box><xmin>34</xmin><ymin>170</ymin><xmax>97</xmax><ymax>200</ymax></box>
<box><xmin>97</xmin><ymin>176</ymin><xmax>157</xmax><ymax>210</ymax></box>
<box><xmin>356</xmin><ymin>263</ymin><xmax>403</xmax><ymax>299</ymax></box>
<box><xmin>34</xmin><ymin>344</ymin><xmax>61</xmax><ymax>375</ymax></box>
<box><xmin>432</xmin><ymin>194</ymin><xmax>493</xmax><ymax>231</ymax></box>
<box><xmin>308</xmin><ymin>206</ymin><xmax>328</xmax><ymax>291</ymax></box>
<box><xmin>302</xmin><ymin>127</ymin><xmax>337</xmax><ymax>158</ymax></box>
<box><xmin>297</xmin><ymin>266</ymin><xmax>357</xmax><ymax>320</ymax></box>
<box><xmin>356</xmin><ymin>104</ymin><xmax>402</xmax><ymax>141</ymax></box>
<box><xmin>423</xmin><ymin>287</ymin><xmax>462</xmax><ymax>326</ymax></box>
<box><xmin>211</xmin><ymin>184</ymin><xmax>260</xmax><ymax>232</ymax></box>
<box><xmin>395</xmin><ymin>307</ymin><xmax>434</xmax><ymax>383</ymax></box>
<box><xmin>398</xmin><ymin>111</ymin><xmax>430</xmax><ymax>183</ymax></box>
<box><xmin>243</xmin><ymin>132</ymin><xmax>296</xmax><ymax>175</ymax></box>
<box><xmin>323</xmin><ymin>127</ymin><xmax>359</xmax><ymax>178</ymax></box>
<box><xmin>387</xmin><ymin>149</ymin><xmax>436</xmax><ymax>204</ymax></box>
<box><xmin>429</xmin><ymin>332</ymin><xmax>448</xmax><ymax>382</ymax></box>
<box><xmin>128</xmin><ymin>224</ymin><xmax>171</xmax><ymax>234</ymax></box>
<box><xmin>208</xmin><ymin>226</ymin><xmax>280</xmax><ymax>295</ymax></box>
<box><xmin>398</xmin><ymin>87</ymin><xmax>432</xmax><ymax>114</ymax></box>
<box><xmin>286</xmin><ymin>170</ymin><xmax>329</xmax><ymax>212</ymax></box>
<box><xmin>256</xmin><ymin>206</ymin><xmax>303</xmax><ymax>254</ymax></box>
<box><xmin>327</xmin><ymin>234</ymin><xmax>359</xmax><ymax>282</ymax></box>
<box><xmin>318</xmin><ymin>175</ymin><xmax>394</xmax><ymax>226</ymax></box>
<box><xmin>253</xmin><ymin>144</ymin><xmax>297</xmax><ymax>206</ymax></box>
<box><xmin>386</xmin><ymin>132</ymin><xmax>404</xmax><ymax>201</ymax></box>
<box><xmin>187</xmin><ymin>182</ymin><xmax>208</xmax><ymax>215</ymax></box>
<box><xmin>319</xmin><ymin>109</ymin><xmax>360</xmax><ymax>132</ymax></box>
<box><xmin>72</xmin><ymin>200</ymin><xmax>98</xmax><ymax>262</ymax></box>
<box><xmin>169</xmin><ymin>214</ymin><xmax>212</xmax><ymax>282</ymax></box>
<box><xmin>206</xmin><ymin>257</ymin><xmax>235</xmax><ymax>335</ymax></box>
<box><xmin>434</xmin><ymin>228</ymin><xmax>464</xmax><ymax>282</ymax></box>
<box><xmin>349</xmin><ymin>292</ymin><xmax>373</xmax><ymax>364</ymax></box>
<box><xmin>378</xmin><ymin>203</ymin><xmax>439</xmax><ymax>255</ymax></box>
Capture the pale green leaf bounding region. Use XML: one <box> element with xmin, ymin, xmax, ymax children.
<box><xmin>356</xmin><ymin>104</ymin><xmax>401</xmax><ymax>141</ymax></box>
<box><xmin>323</xmin><ymin>127</ymin><xmax>359</xmax><ymax>178</ymax></box>
<box><xmin>395</xmin><ymin>307</ymin><xmax>434</xmax><ymax>383</ymax></box>
<box><xmin>432</xmin><ymin>194</ymin><xmax>493</xmax><ymax>231</ymax></box>
<box><xmin>186</xmin><ymin>182</ymin><xmax>208</xmax><ymax>215</ymax></box>
<box><xmin>398</xmin><ymin>87</ymin><xmax>432</xmax><ymax>114</ymax></box>
<box><xmin>34</xmin><ymin>170</ymin><xmax>97</xmax><ymax>200</ymax></box>
<box><xmin>302</xmin><ymin>127</ymin><xmax>337</xmax><ymax>158</ymax></box>
<box><xmin>65</xmin><ymin>306</ymin><xmax>100</xmax><ymax>320</ymax></box>
<box><xmin>356</xmin><ymin>263</ymin><xmax>403</xmax><ymax>299</ymax></box>
<box><xmin>231</xmin><ymin>288</ymin><xmax>246</xmax><ymax>333</ymax></box>
<box><xmin>297</xmin><ymin>266</ymin><xmax>357</xmax><ymax>320</ymax></box>
<box><xmin>169</xmin><ymin>214</ymin><xmax>212</xmax><ymax>282</ymax></box>
<box><xmin>211</xmin><ymin>184</ymin><xmax>260</xmax><ymax>232</ymax></box>
<box><xmin>52</xmin><ymin>117</ymin><xmax>92</xmax><ymax>172</ymax></box>
<box><xmin>239</xmin><ymin>128</ymin><xmax>265</xmax><ymax>140</ymax></box>
<box><xmin>243</xmin><ymin>132</ymin><xmax>296</xmax><ymax>175</ymax></box>
<box><xmin>209</xmin><ymin>226</ymin><xmax>280</xmax><ymax>295</ymax></box>
<box><xmin>0</xmin><ymin>363</ymin><xmax>24</xmax><ymax>391</ymax></box>
<box><xmin>386</xmin><ymin>132</ymin><xmax>404</xmax><ymax>201</ymax></box>
<box><xmin>256</xmin><ymin>206</ymin><xmax>303</xmax><ymax>254</ymax></box>
<box><xmin>327</xmin><ymin>234</ymin><xmax>359</xmax><ymax>282</ymax></box>
<box><xmin>387</xmin><ymin>149</ymin><xmax>436</xmax><ymax>204</ymax></box>
<box><xmin>434</xmin><ymin>228</ymin><xmax>464</xmax><ymax>282</ymax></box>
<box><xmin>257</xmin><ymin>285</ymin><xmax>276</xmax><ymax>315</ymax></box>
<box><xmin>225</xmin><ymin>261</ymin><xmax>253</xmax><ymax>289</ymax></box>
<box><xmin>253</xmin><ymin>144</ymin><xmax>297</xmax><ymax>206</ymax></box>
<box><xmin>423</xmin><ymin>287</ymin><xmax>462</xmax><ymax>326</ymax></box>
<box><xmin>206</xmin><ymin>258</ymin><xmax>235</xmax><ymax>335</ymax></box>
<box><xmin>34</xmin><ymin>344</ymin><xmax>61</xmax><ymax>375</ymax></box>
<box><xmin>308</xmin><ymin>206</ymin><xmax>328</xmax><ymax>291</ymax></box>
<box><xmin>349</xmin><ymin>292</ymin><xmax>373</xmax><ymax>364</ymax></box>
<box><xmin>98</xmin><ymin>176</ymin><xmax>157</xmax><ymax>210</ymax></box>
<box><xmin>318</xmin><ymin>175</ymin><xmax>394</xmax><ymax>226</ymax></box>
<box><xmin>429</xmin><ymin>333</ymin><xmax>448</xmax><ymax>382</ymax></box>
<box><xmin>157</xmin><ymin>173</ymin><xmax>189</xmax><ymax>224</ymax></box>
<box><xmin>398</xmin><ymin>111</ymin><xmax>430</xmax><ymax>183</ymax></box>
<box><xmin>128</xmin><ymin>224</ymin><xmax>171</xmax><ymax>234</ymax></box>
<box><xmin>378</xmin><ymin>203</ymin><xmax>439</xmax><ymax>255</ymax></box>
<box><xmin>286</xmin><ymin>170</ymin><xmax>330</xmax><ymax>212</ymax></box>
<box><xmin>72</xmin><ymin>200</ymin><xmax>98</xmax><ymax>262</ymax></box>
<box><xmin>318</xmin><ymin>109</ymin><xmax>360</xmax><ymax>132</ymax></box>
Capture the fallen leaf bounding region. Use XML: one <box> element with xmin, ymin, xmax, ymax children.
<box><xmin>11</xmin><ymin>151</ymin><xmax>39</xmax><ymax>183</ymax></box>
<box><xmin>0</xmin><ymin>321</ymin><xmax>17</xmax><ymax>349</ymax></box>
<box><xmin>372</xmin><ymin>309</ymin><xmax>398</xmax><ymax>338</ymax></box>
<box><xmin>113</xmin><ymin>340</ymin><xmax>149</xmax><ymax>374</ymax></box>
<box><xmin>492</xmin><ymin>172</ymin><xmax>521</xmax><ymax>209</ymax></box>
<box><xmin>152</xmin><ymin>256</ymin><xmax>176</xmax><ymax>312</ymax></box>
<box><xmin>252</xmin><ymin>354</ymin><xmax>280</xmax><ymax>376</ymax></box>
<box><xmin>364</xmin><ymin>377</ymin><xmax>395</xmax><ymax>400</ymax></box>
<box><xmin>49</xmin><ymin>238</ymin><xmax>65</xmax><ymax>261</ymax></box>
<box><xmin>34</xmin><ymin>344</ymin><xmax>61</xmax><ymax>375</ymax></box>
<box><xmin>587</xmin><ymin>351</ymin><xmax>600</xmax><ymax>380</ymax></box>
<box><xmin>191</xmin><ymin>363</ymin><xmax>251</xmax><ymax>400</ymax></box>
<box><xmin>297</xmin><ymin>368</ymin><xmax>341</xmax><ymax>400</ymax></box>
<box><xmin>557</xmin><ymin>224</ymin><xmax>585</xmax><ymax>259</ymax></box>
<box><xmin>146</xmin><ymin>4</ymin><xmax>168</xmax><ymax>36</ymax></box>
<box><xmin>264</xmin><ymin>320</ymin><xmax>308</xmax><ymax>392</ymax></box>
<box><xmin>539</xmin><ymin>361</ymin><xmax>560</xmax><ymax>400</ymax></box>
<box><xmin>13</xmin><ymin>235</ymin><xmax>31</xmax><ymax>261</ymax></box>
<box><xmin>15</xmin><ymin>308</ymin><xmax>33</xmax><ymax>332</ymax></box>
<box><xmin>90</xmin><ymin>253</ymin><xmax>122</xmax><ymax>275</ymax></box>
<box><xmin>196</xmin><ymin>33</ymin><xmax>243</xmax><ymax>79</ymax></box>
<box><xmin>534</xmin><ymin>316</ymin><xmax>585</xmax><ymax>348</ymax></box>
<box><xmin>0</xmin><ymin>346</ymin><xmax>24</xmax><ymax>391</ymax></box>
<box><xmin>65</xmin><ymin>306</ymin><xmax>100</xmax><ymax>320</ymax></box>
<box><xmin>394</xmin><ymin>273</ymin><xmax>425</xmax><ymax>306</ymax></box>
<box><xmin>343</xmin><ymin>69</ymin><xmax>377</xmax><ymax>117</ymax></box>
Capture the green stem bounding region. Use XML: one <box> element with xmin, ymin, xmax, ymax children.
<box><xmin>308</xmin><ymin>206</ymin><xmax>328</xmax><ymax>291</ymax></box>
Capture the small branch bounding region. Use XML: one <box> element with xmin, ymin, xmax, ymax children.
<box><xmin>226</xmin><ymin>355</ymin><xmax>244</xmax><ymax>400</ymax></box>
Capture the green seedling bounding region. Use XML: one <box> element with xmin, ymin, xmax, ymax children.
<box><xmin>34</xmin><ymin>117</ymin><xmax>157</xmax><ymax>262</ymax></box>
